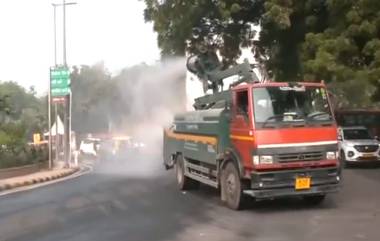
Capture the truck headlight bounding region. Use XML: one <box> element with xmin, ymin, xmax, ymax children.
<box><xmin>252</xmin><ymin>155</ymin><xmax>273</xmax><ymax>165</ymax></box>
<box><xmin>253</xmin><ymin>155</ymin><xmax>260</xmax><ymax>165</ymax></box>
<box><xmin>326</xmin><ymin>151</ymin><xmax>336</xmax><ymax>160</ymax></box>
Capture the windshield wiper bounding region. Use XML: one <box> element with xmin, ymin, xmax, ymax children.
<box><xmin>262</xmin><ymin>113</ymin><xmax>304</xmax><ymax>128</ymax></box>
<box><xmin>307</xmin><ymin>112</ymin><xmax>331</xmax><ymax>120</ymax></box>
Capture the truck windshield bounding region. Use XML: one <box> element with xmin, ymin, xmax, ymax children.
<box><xmin>253</xmin><ymin>86</ymin><xmax>333</xmax><ymax>128</ymax></box>
<box><xmin>343</xmin><ymin>129</ymin><xmax>372</xmax><ymax>140</ymax></box>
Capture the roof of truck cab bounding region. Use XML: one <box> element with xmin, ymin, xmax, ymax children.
<box><xmin>232</xmin><ymin>81</ymin><xmax>326</xmax><ymax>90</ymax></box>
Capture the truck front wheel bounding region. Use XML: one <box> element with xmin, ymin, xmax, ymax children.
<box><xmin>175</xmin><ymin>155</ymin><xmax>199</xmax><ymax>190</ymax></box>
<box><xmin>340</xmin><ymin>150</ymin><xmax>350</xmax><ymax>168</ymax></box>
<box><xmin>221</xmin><ymin>162</ymin><xmax>246</xmax><ymax>210</ymax></box>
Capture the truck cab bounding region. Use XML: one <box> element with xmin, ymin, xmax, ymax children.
<box><xmin>164</xmin><ymin>81</ymin><xmax>340</xmax><ymax>209</ymax></box>
<box><xmin>232</xmin><ymin>82</ymin><xmax>339</xmax><ymax>198</ymax></box>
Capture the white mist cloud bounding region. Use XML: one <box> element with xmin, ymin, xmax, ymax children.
<box><xmin>97</xmin><ymin>58</ymin><xmax>187</xmax><ymax>178</ymax></box>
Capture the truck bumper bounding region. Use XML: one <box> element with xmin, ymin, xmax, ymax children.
<box><xmin>346</xmin><ymin>157</ymin><xmax>380</xmax><ymax>162</ymax></box>
<box><xmin>244</xmin><ymin>167</ymin><xmax>340</xmax><ymax>199</ymax></box>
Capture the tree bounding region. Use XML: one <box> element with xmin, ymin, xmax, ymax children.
<box><xmin>0</xmin><ymin>81</ymin><xmax>46</xmax><ymax>160</ymax></box>
<box><xmin>143</xmin><ymin>0</ymin><xmax>324</xmax><ymax>78</ymax></box>
<box><xmin>0</xmin><ymin>122</ymin><xmax>26</xmax><ymax>150</ymax></box>
<box><xmin>0</xmin><ymin>94</ymin><xmax>10</xmax><ymax>115</ymax></box>
<box><xmin>144</xmin><ymin>0</ymin><xmax>264</xmax><ymax>67</ymax></box>
<box><xmin>144</xmin><ymin>0</ymin><xmax>380</xmax><ymax>107</ymax></box>
<box><xmin>301</xmin><ymin>0</ymin><xmax>380</xmax><ymax>105</ymax></box>
<box><xmin>0</xmin><ymin>81</ymin><xmax>46</xmax><ymax>133</ymax></box>
<box><xmin>70</xmin><ymin>63</ymin><xmax>119</xmax><ymax>134</ymax></box>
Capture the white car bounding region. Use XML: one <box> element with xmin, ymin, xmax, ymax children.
<box><xmin>338</xmin><ymin>126</ymin><xmax>380</xmax><ymax>165</ymax></box>
<box><xmin>79</xmin><ymin>138</ymin><xmax>100</xmax><ymax>157</ymax></box>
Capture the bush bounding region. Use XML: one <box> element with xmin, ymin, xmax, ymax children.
<box><xmin>0</xmin><ymin>143</ymin><xmax>48</xmax><ymax>169</ymax></box>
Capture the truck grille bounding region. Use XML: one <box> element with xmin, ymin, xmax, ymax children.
<box><xmin>354</xmin><ymin>145</ymin><xmax>379</xmax><ymax>153</ymax></box>
<box><xmin>277</xmin><ymin>151</ymin><xmax>324</xmax><ymax>163</ymax></box>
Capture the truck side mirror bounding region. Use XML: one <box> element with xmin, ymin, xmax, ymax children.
<box><xmin>224</xmin><ymin>101</ymin><xmax>231</xmax><ymax>110</ymax></box>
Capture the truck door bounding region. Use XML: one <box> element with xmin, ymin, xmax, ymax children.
<box><xmin>230</xmin><ymin>89</ymin><xmax>254</xmax><ymax>170</ymax></box>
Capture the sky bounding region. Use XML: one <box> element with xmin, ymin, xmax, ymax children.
<box><xmin>0</xmin><ymin>0</ymin><xmax>160</xmax><ymax>94</ymax></box>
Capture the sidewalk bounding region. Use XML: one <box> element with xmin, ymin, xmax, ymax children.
<box><xmin>0</xmin><ymin>167</ymin><xmax>79</xmax><ymax>192</ymax></box>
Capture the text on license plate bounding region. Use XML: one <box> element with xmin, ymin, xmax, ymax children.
<box><xmin>295</xmin><ymin>177</ymin><xmax>311</xmax><ymax>190</ymax></box>
<box><xmin>362</xmin><ymin>153</ymin><xmax>374</xmax><ymax>157</ymax></box>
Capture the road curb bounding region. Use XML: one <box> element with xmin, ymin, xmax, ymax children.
<box><xmin>0</xmin><ymin>167</ymin><xmax>79</xmax><ymax>192</ymax></box>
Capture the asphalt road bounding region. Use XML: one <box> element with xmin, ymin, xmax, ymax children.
<box><xmin>0</xmin><ymin>153</ymin><xmax>379</xmax><ymax>241</ymax></box>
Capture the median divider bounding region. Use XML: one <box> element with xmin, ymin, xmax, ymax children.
<box><xmin>0</xmin><ymin>167</ymin><xmax>79</xmax><ymax>192</ymax></box>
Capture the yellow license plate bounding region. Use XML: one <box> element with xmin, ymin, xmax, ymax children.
<box><xmin>295</xmin><ymin>177</ymin><xmax>311</xmax><ymax>190</ymax></box>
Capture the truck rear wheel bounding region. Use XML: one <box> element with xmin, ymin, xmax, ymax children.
<box><xmin>175</xmin><ymin>155</ymin><xmax>199</xmax><ymax>190</ymax></box>
<box><xmin>221</xmin><ymin>162</ymin><xmax>246</xmax><ymax>210</ymax></box>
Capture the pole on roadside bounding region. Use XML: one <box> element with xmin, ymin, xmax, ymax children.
<box><xmin>63</xmin><ymin>0</ymin><xmax>67</xmax><ymax>66</ymax></box>
<box><xmin>53</xmin><ymin>5</ymin><xmax>57</xmax><ymax>67</ymax></box>
<box><xmin>63</xmin><ymin>0</ymin><xmax>70</xmax><ymax>167</ymax></box>
<box><xmin>55</xmin><ymin>104</ymin><xmax>59</xmax><ymax>163</ymax></box>
<box><xmin>51</xmin><ymin>0</ymin><xmax>76</xmax><ymax>168</ymax></box>
<box><xmin>48</xmin><ymin>69</ymin><xmax>52</xmax><ymax>169</ymax></box>
<box><xmin>69</xmin><ymin>89</ymin><xmax>72</xmax><ymax>165</ymax></box>
<box><xmin>52</xmin><ymin>3</ymin><xmax>59</xmax><ymax>166</ymax></box>
<box><xmin>49</xmin><ymin>0</ymin><xmax>77</xmax><ymax>166</ymax></box>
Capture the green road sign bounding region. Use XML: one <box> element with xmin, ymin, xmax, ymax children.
<box><xmin>51</xmin><ymin>87</ymin><xmax>70</xmax><ymax>96</ymax></box>
<box><xmin>50</xmin><ymin>67</ymin><xmax>70</xmax><ymax>97</ymax></box>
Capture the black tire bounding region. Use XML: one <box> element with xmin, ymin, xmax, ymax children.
<box><xmin>175</xmin><ymin>155</ymin><xmax>199</xmax><ymax>190</ymax></box>
<box><xmin>303</xmin><ymin>194</ymin><xmax>326</xmax><ymax>205</ymax></box>
<box><xmin>340</xmin><ymin>151</ymin><xmax>350</xmax><ymax>168</ymax></box>
<box><xmin>221</xmin><ymin>162</ymin><xmax>246</xmax><ymax>210</ymax></box>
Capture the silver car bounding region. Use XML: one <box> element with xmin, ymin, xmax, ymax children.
<box><xmin>338</xmin><ymin>126</ymin><xmax>380</xmax><ymax>165</ymax></box>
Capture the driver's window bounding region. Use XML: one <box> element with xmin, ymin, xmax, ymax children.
<box><xmin>236</xmin><ymin>90</ymin><xmax>248</xmax><ymax>116</ymax></box>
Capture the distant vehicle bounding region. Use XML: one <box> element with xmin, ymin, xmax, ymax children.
<box><xmin>79</xmin><ymin>138</ymin><xmax>100</xmax><ymax>157</ymax></box>
<box><xmin>98</xmin><ymin>136</ymin><xmax>143</xmax><ymax>161</ymax></box>
<box><xmin>338</xmin><ymin>126</ymin><xmax>380</xmax><ymax>166</ymax></box>
<box><xmin>133</xmin><ymin>141</ymin><xmax>146</xmax><ymax>149</ymax></box>
<box><xmin>335</xmin><ymin>109</ymin><xmax>380</xmax><ymax>139</ymax></box>
<box><xmin>98</xmin><ymin>139</ymin><xmax>115</xmax><ymax>161</ymax></box>
<box><xmin>112</xmin><ymin>136</ymin><xmax>133</xmax><ymax>156</ymax></box>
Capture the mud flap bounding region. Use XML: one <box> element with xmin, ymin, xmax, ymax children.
<box><xmin>164</xmin><ymin>154</ymin><xmax>175</xmax><ymax>170</ymax></box>
<box><xmin>220</xmin><ymin>165</ymin><xmax>227</xmax><ymax>202</ymax></box>
<box><xmin>163</xmin><ymin>128</ymin><xmax>175</xmax><ymax>170</ymax></box>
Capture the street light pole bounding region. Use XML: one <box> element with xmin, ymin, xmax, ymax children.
<box><xmin>48</xmin><ymin>71</ymin><xmax>52</xmax><ymax>169</ymax></box>
<box><xmin>53</xmin><ymin>5</ymin><xmax>57</xmax><ymax>66</ymax></box>
<box><xmin>51</xmin><ymin>1</ymin><xmax>76</xmax><ymax>167</ymax></box>
<box><xmin>61</xmin><ymin>0</ymin><xmax>77</xmax><ymax>167</ymax></box>
<box><xmin>62</xmin><ymin>0</ymin><xmax>68</xmax><ymax>167</ymax></box>
<box><xmin>63</xmin><ymin>0</ymin><xmax>67</xmax><ymax>66</ymax></box>
<box><xmin>52</xmin><ymin>1</ymin><xmax>76</xmax><ymax>65</ymax></box>
<box><xmin>48</xmin><ymin>0</ymin><xmax>76</xmax><ymax>168</ymax></box>
<box><xmin>52</xmin><ymin>4</ymin><xmax>59</xmax><ymax>165</ymax></box>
